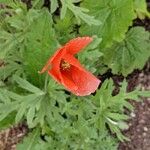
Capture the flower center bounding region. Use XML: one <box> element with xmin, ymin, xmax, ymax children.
<box><xmin>61</xmin><ymin>60</ymin><xmax>71</xmax><ymax>70</ymax></box>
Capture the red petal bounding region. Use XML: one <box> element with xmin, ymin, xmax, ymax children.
<box><xmin>39</xmin><ymin>36</ymin><xmax>98</xmax><ymax>96</ymax></box>
<box><xmin>60</xmin><ymin>66</ymin><xmax>100</xmax><ymax>96</ymax></box>
<box><xmin>60</xmin><ymin>69</ymin><xmax>78</xmax><ymax>91</ymax></box>
<box><xmin>40</xmin><ymin>47</ymin><xmax>65</xmax><ymax>73</ymax></box>
<box><xmin>48</xmin><ymin>69</ymin><xmax>61</xmax><ymax>83</ymax></box>
<box><xmin>60</xmin><ymin>54</ymin><xmax>100</xmax><ymax>96</ymax></box>
<box><xmin>40</xmin><ymin>36</ymin><xmax>92</xmax><ymax>73</ymax></box>
<box><xmin>65</xmin><ymin>37</ymin><xmax>93</xmax><ymax>55</ymax></box>
<box><xmin>72</xmin><ymin>66</ymin><xmax>100</xmax><ymax>96</ymax></box>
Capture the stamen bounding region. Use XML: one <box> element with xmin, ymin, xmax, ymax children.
<box><xmin>61</xmin><ymin>60</ymin><xmax>71</xmax><ymax>70</ymax></box>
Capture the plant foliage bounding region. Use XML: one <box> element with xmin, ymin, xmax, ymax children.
<box><xmin>80</xmin><ymin>0</ymin><xmax>136</xmax><ymax>48</ymax></box>
<box><xmin>102</xmin><ymin>27</ymin><xmax>150</xmax><ymax>76</ymax></box>
<box><xmin>0</xmin><ymin>0</ymin><xmax>150</xmax><ymax>149</ymax></box>
<box><xmin>134</xmin><ymin>0</ymin><xmax>150</xmax><ymax>19</ymax></box>
<box><xmin>55</xmin><ymin>0</ymin><xmax>100</xmax><ymax>25</ymax></box>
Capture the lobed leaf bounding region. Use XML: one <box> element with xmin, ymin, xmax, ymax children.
<box><xmin>102</xmin><ymin>27</ymin><xmax>150</xmax><ymax>76</ymax></box>
<box><xmin>134</xmin><ymin>0</ymin><xmax>150</xmax><ymax>19</ymax></box>
<box><xmin>13</xmin><ymin>75</ymin><xmax>44</xmax><ymax>94</ymax></box>
<box><xmin>23</xmin><ymin>9</ymin><xmax>58</xmax><ymax>87</ymax></box>
<box><xmin>80</xmin><ymin>0</ymin><xmax>136</xmax><ymax>48</ymax></box>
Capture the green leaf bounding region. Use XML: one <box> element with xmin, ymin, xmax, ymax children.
<box><xmin>0</xmin><ymin>112</ymin><xmax>16</xmax><ymax>130</ymax></box>
<box><xmin>0</xmin><ymin>89</ymin><xmax>11</xmax><ymax>103</ymax></box>
<box><xmin>26</xmin><ymin>106</ymin><xmax>36</xmax><ymax>127</ymax></box>
<box><xmin>60</xmin><ymin>0</ymin><xmax>100</xmax><ymax>25</ymax></box>
<box><xmin>72</xmin><ymin>0</ymin><xmax>82</xmax><ymax>3</ymax></box>
<box><xmin>7</xmin><ymin>91</ymin><xmax>23</xmax><ymax>101</ymax></box>
<box><xmin>134</xmin><ymin>0</ymin><xmax>150</xmax><ymax>19</ymax></box>
<box><xmin>51</xmin><ymin>0</ymin><xmax>59</xmax><ymax>13</ymax></box>
<box><xmin>0</xmin><ymin>30</ymin><xmax>20</xmax><ymax>59</ymax></box>
<box><xmin>0</xmin><ymin>102</ymin><xmax>19</xmax><ymax>121</ymax></box>
<box><xmin>107</xmin><ymin>113</ymin><xmax>129</xmax><ymax>121</ymax></box>
<box><xmin>0</xmin><ymin>61</ymin><xmax>23</xmax><ymax>81</ymax></box>
<box><xmin>15</xmin><ymin>103</ymin><xmax>27</xmax><ymax>123</ymax></box>
<box><xmin>13</xmin><ymin>75</ymin><xmax>44</xmax><ymax>94</ymax></box>
<box><xmin>0</xmin><ymin>0</ymin><xmax>25</xmax><ymax>8</ymax></box>
<box><xmin>80</xmin><ymin>0</ymin><xmax>136</xmax><ymax>48</ymax></box>
<box><xmin>138</xmin><ymin>90</ymin><xmax>150</xmax><ymax>98</ymax></box>
<box><xmin>102</xmin><ymin>27</ymin><xmax>150</xmax><ymax>76</ymax></box>
<box><xmin>60</xmin><ymin>0</ymin><xmax>67</xmax><ymax>19</ymax></box>
<box><xmin>17</xmin><ymin>129</ymin><xmax>40</xmax><ymax>150</ymax></box>
<box><xmin>54</xmin><ymin>12</ymin><xmax>76</xmax><ymax>44</ymax></box>
<box><xmin>93</xmin><ymin>79</ymin><xmax>148</xmax><ymax>141</ymax></box>
<box><xmin>32</xmin><ymin>0</ymin><xmax>44</xmax><ymax>9</ymax></box>
<box><xmin>78</xmin><ymin>36</ymin><xmax>103</xmax><ymax>73</ymax></box>
<box><xmin>23</xmin><ymin>9</ymin><xmax>58</xmax><ymax>87</ymax></box>
<box><xmin>15</xmin><ymin>94</ymin><xmax>42</xmax><ymax>123</ymax></box>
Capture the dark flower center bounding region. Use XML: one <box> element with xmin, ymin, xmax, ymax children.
<box><xmin>60</xmin><ymin>60</ymin><xmax>71</xmax><ymax>70</ymax></box>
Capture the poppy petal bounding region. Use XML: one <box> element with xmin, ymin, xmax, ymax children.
<box><xmin>70</xmin><ymin>66</ymin><xmax>100</xmax><ymax>96</ymax></box>
<box><xmin>62</xmin><ymin>54</ymin><xmax>100</xmax><ymax>95</ymax></box>
<box><xmin>60</xmin><ymin>69</ymin><xmax>78</xmax><ymax>91</ymax></box>
<box><xmin>61</xmin><ymin>66</ymin><xmax>100</xmax><ymax>96</ymax></box>
<box><xmin>48</xmin><ymin>69</ymin><xmax>61</xmax><ymax>83</ymax></box>
<box><xmin>40</xmin><ymin>36</ymin><xmax>99</xmax><ymax>96</ymax></box>
<box><xmin>62</xmin><ymin>53</ymin><xmax>84</xmax><ymax>71</ymax></box>
<box><xmin>40</xmin><ymin>47</ymin><xmax>66</xmax><ymax>73</ymax></box>
<box><xmin>65</xmin><ymin>37</ymin><xmax>93</xmax><ymax>55</ymax></box>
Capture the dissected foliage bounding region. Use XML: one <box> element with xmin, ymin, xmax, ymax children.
<box><xmin>17</xmin><ymin>129</ymin><xmax>118</xmax><ymax>150</ymax></box>
<box><xmin>1</xmin><ymin>76</ymin><xmax>149</xmax><ymax>149</ymax></box>
<box><xmin>0</xmin><ymin>0</ymin><xmax>150</xmax><ymax>149</ymax></box>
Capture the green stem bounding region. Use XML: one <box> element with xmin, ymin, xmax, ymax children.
<box><xmin>44</xmin><ymin>74</ymin><xmax>49</xmax><ymax>92</ymax></box>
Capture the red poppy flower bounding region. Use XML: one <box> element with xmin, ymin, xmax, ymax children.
<box><xmin>40</xmin><ymin>37</ymin><xmax>100</xmax><ymax>96</ymax></box>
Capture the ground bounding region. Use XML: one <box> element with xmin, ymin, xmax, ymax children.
<box><xmin>0</xmin><ymin>124</ymin><xmax>28</xmax><ymax>150</ymax></box>
<box><xmin>119</xmin><ymin>63</ymin><xmax>150</xmax><ymax>150</ymax></box>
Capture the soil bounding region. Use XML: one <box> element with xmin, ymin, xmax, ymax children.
<box><xmin>0</xmin><ymin>124</ymin><xmax>28</xmax><ymax>150</ymax></box>
<box><xmin>118</xmin><ymin>62</ymin><xmax>150</xmax><ymax>150</ymax></box>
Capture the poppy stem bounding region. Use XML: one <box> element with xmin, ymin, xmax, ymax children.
<box><xmin>44</xmin><ymin>74</ymin><xmax>49</xmax><ymax>91</ymax></box>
